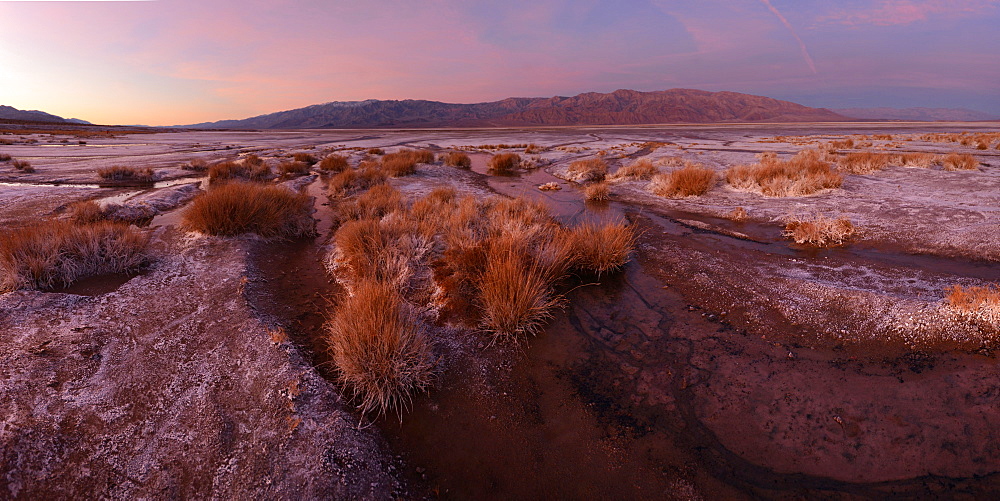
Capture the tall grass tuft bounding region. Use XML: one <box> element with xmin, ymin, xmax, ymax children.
<box><xmin>208</xmin><ymin>160</ymin><xmax>271</xmax><ymax>183</ymax></box>
<box><xmin>611</xmin><ymin>159</ymin><xmax>658</xmax><ymax>180</ymax></box>
<box><xmin>341</xmin><ymin>183</ymin><xmax>404</xmax><ymax>221</ymax></box>
<box><xmin>584</xmin><ymin>182</ymin><xmax>610</xmax><ymax>201</ymax></box>
<box><xmin>97</xmin><ymin>165</ymin><xmax>155</xmax><ymax>182</ymax></box>
<box><xmin>650</xmin><ymin>163</ymin><xmax>716</xmax><ymax>198</ymax></box>
<box><xmin>326</xmin><ymin>280</ymin><xmax>435</xmax><ymax>417</ymax></box>
<box><xmin>943</xmin><ymin>153</ymin><xmax>979</xmax><ymax>171</ymax></box>
<box><xmin>1</xmin><ymin>219</ymin><xmax>149</xmax><ymax>292</ymax></box>
<box><xmin>487</xmin><ymin>153</ymin><xmax>521</xmax><ymax>174</ymax></box>
<box><xmin>182</xmin><ymin>182</ymin><xmax>314</xmax><ymax>238</ymax></box>
<box><xmin>567</xmin><ymin>158</ymin><xmax>607</xmax><ymax>182</ymax></box>
<box><xmin>477</xmin><ymin>241</ymin><xmax>562</xmax><ymax>341</ymax></box>
<box><xmin>784</xmin><ymin>215</ymin><xmax>855</xmax><ymax>247</ymax></box>
<box><xmin>319</xmin><ymin>154</ymin><xmax>349</xmax><ymax>172</ymax></box>
<box><xmin>725</xmin><ymin>150</ymin><xmax>842</xmax><ymax>197</ymax></box>
<box><xmin>838</xmin><ymin>152</ymin><xmax>890</xmax><ymax>174</ymax></box>
<box><xmin>441</xmin><ymin>151</ymin><xmax>472</xmax><ymax>169</ymax></box>
<box><xmin>568</xmin><ymin>221</ymin><xmax>635</xmax><ymax>276</ymax></box>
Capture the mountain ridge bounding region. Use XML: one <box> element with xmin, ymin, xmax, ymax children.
<box><xmin>0</xmin><ymin>105</ymin><xmax>90</xmax><ymax>125</ymax></box>
<box><xmin>834</xmin><ymin>107</ymin><xmax>999</xmax><ymax>122</ymax></box>
<box><xmin>184</xmin><ymin>88</ymin><xmax>849</xmax><ymax>129</ymax></box>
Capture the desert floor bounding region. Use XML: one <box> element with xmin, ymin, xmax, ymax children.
<box><xmin>2</xmin><ymin>122</ymin><xmax>999</xmax><ymax>499</ymax></box>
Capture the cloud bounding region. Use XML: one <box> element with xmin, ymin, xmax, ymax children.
<box><xmin>819</xmin><ymin>0</ymin><xmax>999</xmax><ymax>27</ymax></box>
<box><xmin>758</xmin><ymin>0</ymin><xmax>817</xmax><ymax>74</ymax></box>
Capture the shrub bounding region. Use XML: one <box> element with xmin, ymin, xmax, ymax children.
<box><xmin>208</xmin><ymin>160</ymin><xmax>271</xmax><ymax>183</ymax></box>
<box><xmin>943</xmin><ymin>153</ymin><xmax>979</xmax><ymax>171</ymax></box>
<box><xmin>183</xmin><ymin>158</ymin><xmax>208</xmax><ymax>171</ymax></box>
<box><xmin>292</xmin><ymin>152</ymin><xmax>317</xmax><ymax>164</ymax></box>
<box><xmin>12</xmin><ymin>160</ymin><xmax>34</xmax><ymax>173</ymax></box>
<box><xmin>568</xmin><ymin>221</ymin><xmax>635</xmax><ymax>275</ymax></box>
<box><xmin>524</xmin><ymin>144</ymin><xmax>543</xmax><ymax>154</ymax></box>
<box><xmin>650</xmin><ymin>163</ymin><xmax>716</xmax><ymax>198</ymax></box>
<box><xmin>441</xmin><ymin>151</ymin><xmax>471</xmax><ymax>168</ymax></box>
<box><xmin>328</xmin><ymin>163</ymin><xmax>388</xmax><ymax>196</ymax></box>
<box><xmin>69</xmin><ymin>200</ymin><xmax>107</xmax><ymax>225</ymax></box>
<box><xmin>97</xmin><ymin>165</ymin><xmax>154</xmax><ymax>182</ymax></box>
<box><xmin>182</xmin><ymin>182</ymin><xmax>314</xmax><ymax>238</ymax></box>
<box><xmin>381</xmin><ymin>149</ymin><xmax>432</xmax><ymax>177</ymax></box>
<box><xmin>477</xmin><ymin>241</ymin><xmax>561</xmax><ymax>341</ymax></box>
<box><xmin>725</xmin><ymin>150</ymin><xmax>842</xmax><ymax>197</ymax></box>
<box><xmin>326</xmin><ymin>279</ymin><xmax>435</xmax><ymax>416</ymax></box>
<box><xmin>0</xmin><ymin>153</ymin><xmax>10</xmax><ymax>162</ymax></box>
<box><xmin>945</xmin><ymin>283</ymin><xmax>1000</xmax><ymax>314</ymax></box>
<box><xmin>0</xmin><ymin>219</ymin><xmax>148</xmax><ymax>292</ymax></box>
<box><xmin>341</xmin><ymin>183</ymin><xmax>404</xmax><ymax>221</ymax></box>
<box><xmin>783</xmin><ymin>215</ymin><xmax>855</xmax><ymax>247</ymax></box>
<box><xmin>838</xmin><ymin>152</ymin><xmax>890</xmax><ymax>174</ymax></box>
<box><xmin>278</xmin><ymin>160</ymin><xmax>311</xmax><ymax>176</ymax></box>
<box><xmin>566</xmin><ymin>158</ymin><xmax>607</xmax><ymax>182</ymax></box>
<box><xmin>333</xmin><ymin>219</ymin><xmax>420</xmax><ymax>287</ymax></box>
<box><xmin>896</xmin><ymin>152</ymin><xmax>937</xmax><ymax>168</ymax></box>
<box><xmin>367</xmin><ymin>147</ymin><xmax>385</xmax><ymax>155</ymax></box>
<box><xmin>611</xmin><ymin>159</ymin><xmax>658</xmax><ymax>180</ymax></box>
<box><xmin>319</xmin><ymin>154</ymin><xmax>349</xmax><ymax>172</ymax></box>
<box><xmin>584</xmin><ymin>182</ymin><xmax>610</xmax><ymax>202</ymax></box>
<box><xmin>487</xmin><ymin>153</ymin><xmax>521</xmax><ymax>174</ymax></box>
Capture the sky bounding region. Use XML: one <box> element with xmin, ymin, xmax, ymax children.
<box><xmin>0</xmin><ymin>0</ymin><xmax>998</xmax><ymax>126</ymax></box>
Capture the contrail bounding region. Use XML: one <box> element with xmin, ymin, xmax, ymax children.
<box><xmin>759</xmin><ymin>0</ymin><xmax>818</xmax><ymax>74</ymax></box>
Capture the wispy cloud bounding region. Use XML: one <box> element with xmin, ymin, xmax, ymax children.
<box><xmin>819</xmin><ymin>0</ymin><xmax>998</xmax><ymax>27</ymax></box>
<box><xmin>758</xmin><ymin>0</ymin><xmax>817</xmax><ymax>74</ymax></box>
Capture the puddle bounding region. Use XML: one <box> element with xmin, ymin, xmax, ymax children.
<box><xmin>53</xmin><ymin>272</ymin><xmax>140</xmax><ymax>296</ymax></box>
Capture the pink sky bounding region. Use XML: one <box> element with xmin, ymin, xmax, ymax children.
<box><xmin>0</xmin><ymin>0</ymin><xmax>997</xmax><ymax>125</ymax></box>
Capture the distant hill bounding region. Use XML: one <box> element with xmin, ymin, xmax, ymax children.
<box><xmin>0</xmin><ymin>105</ymin><xmax>91</xmax><ymax>125</ymax></box>
<box><xmin>834</xmin><ymin>107</ymin><xmax>999</xmax><ymax>122</ymax></box>
<box><xmin>185</xmin><ymin>89</ymin><xmax>849</xmax><ymax>129</ymax></box>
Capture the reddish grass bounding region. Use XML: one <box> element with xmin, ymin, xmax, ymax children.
<box><xmin>611</xmin><ymin>159</ymin><xmax>658</xmax><ymax>180</ymax></box>
<box><xmin>182</xmin><ymin>182</ymin><xmax>314</xmax><ymax>238</ymax></box>
<box><xmin>292</xmin><ymin>152</ymin><xmax>318</xmax><ymax>164</ymax></box>
<box><xmin>567</xmin><ymin>221</ymin><xmax>635</xmax><ymax>276</ymax></box>
<box><xmin>318</xmin><ymin>154</ymin><xmax>349</xmax><ymax>172</ymax></box>
<box><xmin>584</xmin><ymin>182</ymin><xmax>610</xmax><ymax>202</ymax></box>
<box><xmin>11</xmin><ymin>160</ymin><xmax>33</xmax><ymax>173</ymax></box>
<box><xmin>367</xmin><ymin>148</ymin><xmax>385</xmax><ymax>155</ymax></box>
<box><xmin>729</xmin><ymin>207</ymin><xmax>748</xmax><ymax>222</ymax></box>
<box><xmin>477</xmin><ymin>241</ymin><xmax>562</xmax><ymax>341</ymax></box>
<box><xmin>341</xmin><ymin>183</ymin><xmax>404</xmax><ymax>221</ymax></box>
<box><xmin>0</xmin><ymin>219</ymin><xmax>149</xmax><ymax>292</ymax></box>
<box><xmin>567</xmin><ymin>158</ymin><xmax>607</xmax><ymax>182</ymax></box>
<box><xmin>328</xmin><ymin>163</ymin><xmax>388</xmax><ymax>196</ymax></box>
<box><xmin>783</xmin><ymin>215</ymin><xmax>856</xmax><ymax>247</ymax></box>
<box><xmin>278</xmin><ymin>160</ymin><xmax>311</xmax><ymax>176</ymax></box>
<box><xmin>943</xmin><ymin>153</ymin><xmax>979</xmax><ymax>171</ymax></box>
<box><xmin>945</xmin><ymin>284</ymin><xmax>1000</xmax><ymax>314</ymax></box>
<box><xmin>650</xmin><ymin>163</ymin><xmax>716</xmax><ymax>198</ymax></box>
<box><xmin>0</xmin><ymin>153</ymin><xmax>11</xmax><ymax>162</ymax></box>
<box><xmin>441</xmin><ymin>151</ymin><xmax>472</xmax><ymax>168</ymax></box>
<box><xmin>183</xmin><ymin>158</ymin><xmax>208</xmax><ymax>171</ymax></box>
<box><xmin>97</xmin><ymin>165</ymin><xmax>154</xmax><ymax>182</ymax></box>
<box><xmin>208</xmin><ymin>161</ymin><xmax>271</xmax><ymax>183</ymax></box>
<box><xmin>487</xmin><ymin>153</ymin><xmax>522</xmax><ymax>174</ymax></box>
<box><xmin>326</xmin><ymin>279</ymin><xmax>435</xmax><ymax>417</ymax></box>
<box><xmin>69</xmin><ymin>200</ymin><xmax>107</xmax><ymax>224</ymax></box>
<box><xmin>725</xmin><ymin>150</ymin><xmax>843</xmax><ymax>197</ymax></box>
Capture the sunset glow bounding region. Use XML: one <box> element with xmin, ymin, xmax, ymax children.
<box><xmin>1</xmin><ymin>0</ymin><xmax>997</xmax><ymax>125</ymax></box>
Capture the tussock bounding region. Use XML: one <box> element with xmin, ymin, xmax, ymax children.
<box><xmin>278</xmin><ymin>160</ymin><xmax>311</xmax><ymax>176</ymax></box>
<box><xmin>382</xmin><ymin>149</ymin><xmax>433</xmax><ymax>177</ymax></box>
<box><xmin>318</xmin><ymin>154</ymin><xmax>349</xmax><ymax>172</ymax></box>
<box><xmin>567</xmin><ymin>221</ymin><xmax>635</xmax><ymax>276</ymax></box>
<box><xmin>326</xmin><ymin>280</ymin><xmax>435</xmax><ymax>417</ymax></box>
<box><xmin>441</xmin><ymin>151</ymin><xmax>471</xmax><ymax>169</ymax></box>
<box><xmin>783</xmin><ymin>215</ymin><xmax>855</xmax><ymax>247</ymax></box>
<box><xmin>567</xmin><ymin>158</ymin><xmax>607</xmax><ymax>182</ymax></box>
<box><xmin>584</xmin><ymin>182</ymin><xmax>610</xmax><ymax>201</ymax></box>
<box><xmin>946</xmin><ymin>284</ymin><xmax>1000</xmax><ymax>315</ymax></box>
<box><xmin>943</xmin><ymin>153</ymin><xmax>979</xmax><ymax>171</ymax></box>
<box><xmin>182</xmin><ymin>182</ymin><xmax>314</xmax><ymax>238</ymax></box>
<box><xmin>69</xmin><ymin>200</ymin><xmax>107</xmax><ymax>225</ymax></box>
<box><xmin>97</xmin><ymin>165</ymin><xmax>155</xmax><ymax>182</ymax></box>
<box><xmin>208</xmin><ymin>160</ymin><xmax>271</xmax><ymax>183</ymax></box>
<box><xmin>611</xmin><ymin>159</ymin><xmax>658</xmax><ymax>180</ymax></box>
<box><xmin>292</xmin><ymin>152</ymin><xmax>317</xmax><ymax>164</ymax></box>
<box><xmin>328</xmin><ymin>163</ymin><xmax>388</xmax><ymax>196</ymax></box>
<box><xmin>487</xmin><ymin>153</ymin><xmax>521</xmax><ymax>174</ymax></box>
<box><xmin>477</xmin><ymin>241</ymin><xmax>562</xmax><ymax>341</ymax></box>
<box><xmin>12</xmin><ymin>160</ymin><xmax>34</xmax><ymax>173</ymax></box>
<box><xmin>725</xmin><ymin>150</ymin><xmax>842</xmax><ymax>197</ymax></box>
<box><xmin>1</xmin><ymin>219</ymin><xmax>148</xmax><ymax>292</ymax></box>
<box><xmin>838</xmin><ymin>152</ymin><xmax>890</xmax><ymax>174</ymax></box>
<box><xmin>650</xmin><ymin>163</ymin><xmax>716</xmax><ymax>198</ymax></box>
<box><xmin>341</xmin><ymin>183</ymin><xmax>404</xmax><ymax>221</ymax></box>
<box><xmin>183</xmin><ymin>158</ymin><xmax>208</xmax><ymax>171</ymax></box>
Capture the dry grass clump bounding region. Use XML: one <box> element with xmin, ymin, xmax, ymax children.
<box><xmin>477</xmin><ymin>241</ymin><xmax>562</xmax><ymax>340</ymax></box>
<box><xmin>838</xmin><ymin>152</ymin><xmax>890</xmax><ymax>174</ymax></box>
<box><xmin>783</xmin><ymin>215</ymin><xmax>856</xmax><ymax>247</ymax></box>
<box><xmin>329</xmin><ymin>163</ymin><xmax>389</xmax><ymax>196</ymax></box>
<box><xmin>524</xmin><ymin>144</ymin><xmax>543</xmax><ymax>154</ymax></box>
<box><xmin>11</xmin><ymin>160</ymin><xmax>34</xmax><ymax>173</ymax></box>
<box><xmin>326</xmin><ymin>279</ymin><xmax>435</xmax><ymax>417</ymax></box>
<box><xmin>69</xmin><ymin>200</ymin><xmax>107</xmax><ymax>225</ymax></box>
<box><xmin>584</xmin><ymin>182</ymin><xmax>610</xmax><ymax>202</ymax></box>
<box><xmin>381</xmin><ymin>149</ymin><xmax>433</xmax><ymax>177</ymax></box>
<box><xmin>729</xmin><ymin>207</ymin><xmax>748</xmax><ymax>222</ymax></box>
<box><xmin>829</xmin><ymin>138</ymin><xmax>855</xmax><ymax>149</ymax></box>
<box><xmin>942</xmin><ymin>153</ymin><xmax>979</xmax><ymax>171</ymax></box>
<box><xmin>0</xmin><ymin>219</ymin><xmax>148</xmax><ymax>292</ymax></box>
<box><xmin>367</xmin><ymin>147</ymin><xmax>385</xmax><ymax>155</ymax></box>
<box><xmin>567</xmin><ymin>221</ymin><xmax>635</xmax><ymax>276</ymax></box>
<box><xmin>441</xmin><ymin>151</ymin><xmax>471</xmax><ymax>168</ymax></box>
<box><xmin>895</xmin><ymin>152</ymin><xmax>938</xmax><ymax>168</ymax></box>
<box><xmin>278</xmin><ymin>160</ymin><xmax>311</xmax><ymax>176</ymax></box>
<box><xmin>725</xmin><ymin>150</ymin><xmax>842</xmax><ymax>197</ymax></box>
<box><xmin>97</xmin><ymin>165</ymin><xmax>155</xmax><ymax>182</ymax></box>
<box><xmin>318</xmin><ymin>154</ymin><xmax>349</xmax><ymax>172</ymax></box>
<box><xmin>538</xmin><ymin>182</ymin><xmax>560</xmax><ymax>191</ymax></box>
<box><xmin>183</xmin><ymin>158</ymin><xmax>208</xmax><ymax>171</ymax></box>
<box><xmin>487</xmin><ymin>153</ymin><xmax>522</xmax><ymax>174</ymax></box>
<box><xmin>182</xmin><ymin>182</ymin><xmax>314</xmax><ymax>238</ymax></box>
<box><xmin>611</xmin><ymin>159</ymin><xmax>659</xmax><ymax>181</ymax></box>
<box><xmin>0</xmin><ymin>153</ymin><xmax>11</xmax><ymax>162</ymax></box>
<box><xmin>208</xmin><ymin>160</ymin><xmax>272</xmax><ymax>183</ymax></box>
<box><xmin>567</xmin><ymin>158</ymin><xmax>608</xmax><ymax>182</ymax></box>
<box><xmin>945</xmin><ymin>284</ymin><xmax>1000</xmax><ymax>314</ymax></box>
<box><xmin>292</xmin><ymin>152</ymin><xmax>317</xmax><ymax>164</ymax></box>
<box><xmin>341</xmin><ymin>183</ymin><xmax>404</xmax><ymax>221</ymax></box>
<box><xmin>650</xmin><ymin>163</ymin><xmax>716</xmax><ymax>198</ymax></box>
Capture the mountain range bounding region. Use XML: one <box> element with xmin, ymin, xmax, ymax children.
<box><xmin>0</xmin><ymin>105</ymin><xmax>90</xmax><ymax>125</ymax></box>
<box><xmin>185</xmin><ymin>89</ymin><xmax>849</xmax><ymax>129</ymax></box>
<box><xmin>832</xmin><ymin>107</ymin><xmax>999</xmax><ymax>122</ymax></box>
